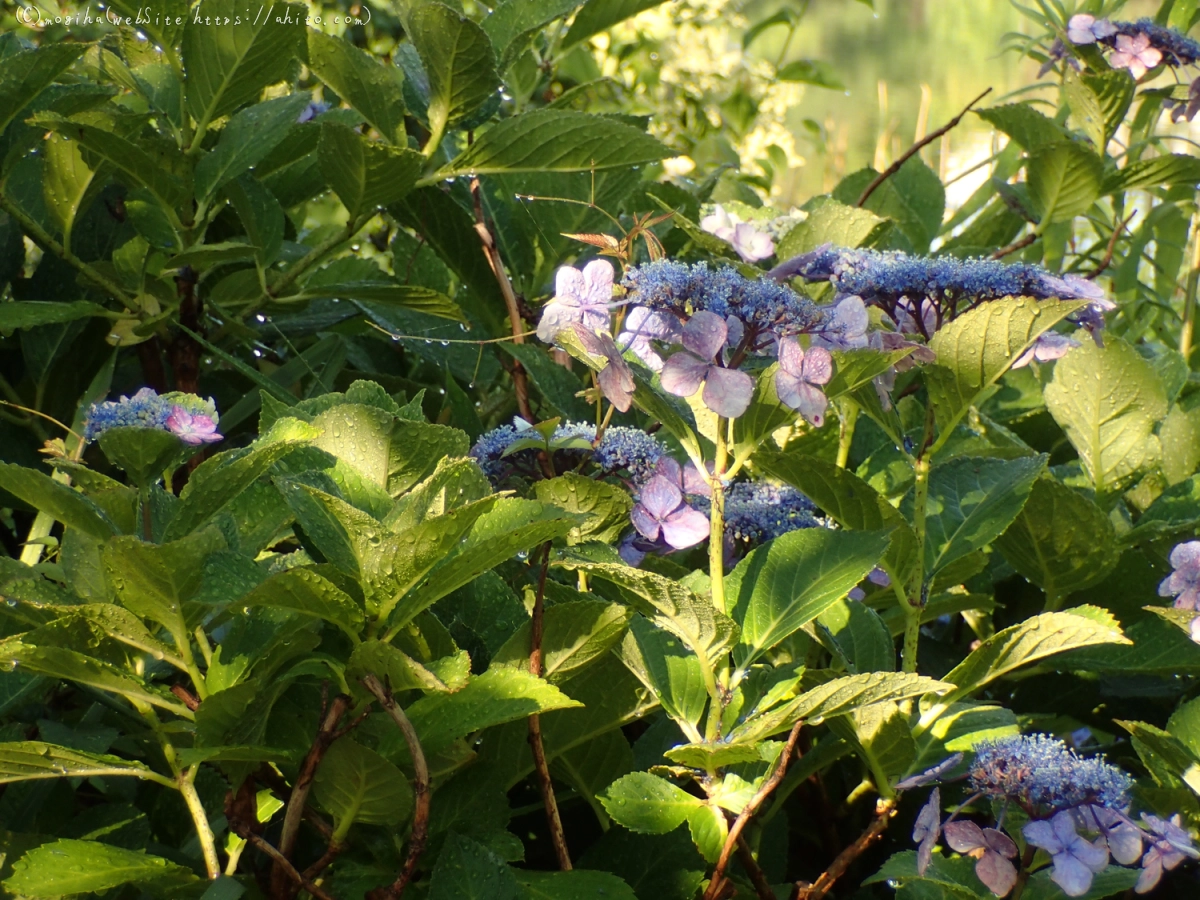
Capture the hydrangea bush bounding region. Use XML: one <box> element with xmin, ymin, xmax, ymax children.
<box><xmin>2</xmin><ymin>1</ymin><xmax>1200</xmax><ymax>899</ymax></box>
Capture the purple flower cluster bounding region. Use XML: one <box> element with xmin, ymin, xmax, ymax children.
<box><xmin>720</xmin><ymin>481</ymin><xmax>822</xmax><ymax>544</ymax></box>
<box><xmin>911</xmin><ymin>735</ymin><xmax>1197</xmax><ymax>896</ymax></box>
<box><xmin>84</xmin><ymin>388</ymin><xmax>222</xmax><ymax>445</ymax></box>
<box><xmin>1159</xmin><ymin>541</ymin><xmax>1200</xmax><ymax>610</ymax></box>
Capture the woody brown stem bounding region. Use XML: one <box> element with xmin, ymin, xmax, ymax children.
<box><xmin>236</xmin><ymin>829</ymin><xmax>338</xmax><ymax>900</ymax></box>
<box><xmin>361</xmin><ymin>675</ymin><xmax>430</xmax><ymax>900</ymax></box>
<box><xmin>529</xmin><ymin>543</ymin><xmax>572</xmax><ymax>870</ymax></box>
<box><xmin>990</xmin><ymin>232</ymin><xmax>1038</xmax><ymax>260</ymax></box>
<box><xmin>703</xmin><ymin>721</ymin><xmax>804</xmax><ymax>900</ymax></box>
<box><xmin>736</xmin><ymin>834</ymin><xmax>778</xmax><ymax>900</ymax></box>
<box><xmin>792</xmin><ymin>797</ymin><xmax>897</xmax><ymax>900</ymax></box>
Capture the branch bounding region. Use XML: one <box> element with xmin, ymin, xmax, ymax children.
<box><xmin>1087</xmin><ymin>212</ymin><xmax>1134</xmax><ymax>278</ymax></box>
<box><xmin>235</xmin><ymin>829</ymin><xmax>338</xmax><ymax>900</ymax></box>
<box><xmin>990</xmin><ymin>232</ymin><xmax>1038</xmax><ymax>260</ymax></box>
<box><xmin>857</xmin><ymin>88</ymin><xmax>992</xmax><ymax>208</ymax></box>
<box><xmin>271</xmin><ymin>692</ymin><xmax>353</xmax><ymax>899</ymax></box>
<box><xmin>735</xmin><ymin>834</ymin><xmax>778</xmax><ymax>900</ymax></box>
<box><xmin>266</xmin><ymin>215</ymin><xmax>369</xmax><ymax>302</ymax></box>
<box><xmin>528</xmin><ymin>543</ymin><xmax>572</xmax><ymax>871</ymax></box>
<box><xmin>703</xmin><ymin>721</ymin><xmax>805</xmax><ymax>900</ymax></box>
<box><xmin>792</xmin><ymin>798</ymin><xmax>897</xmax><ymax>900</ymax></box>
<box><xmin>469</xmin><ymin>175</ymin><xmax>534</xmax><ymax>422</ymax></box>
<box><xmin>361</xmin><ymin>675</ymin><xmax>430</xmax><ymax>900</ymax></box>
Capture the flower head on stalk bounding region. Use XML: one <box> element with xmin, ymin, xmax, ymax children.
<box><xmin>1023</xmin><ymin>811</ymin><xmax>1110</xmax><ymax>897</ymax></box>
<box><xmin>537</xmin><ymin>259</ymin><xmax>615</xmax><ymax>343</ymax></box>
<box><xmin>660</xmin><ymin>311</ymin><xmax>754</xmax><ymax>418</ymax></box>
<box><xmin>967</xmin><ymin>734</ymin><xmax>1132</xmax><ymax>813</ymax></box>
<box><xmin>84</xmin><ymin>388</ymin><xmax>221</xmax><ymax>444</ymax></box>
<box><xmin>573</xmin><ymin>324</ymin><xmax>635</xmax><ymax>412</ymax></box>
<box><xmin>469</xmin><ymin>420</ymin><xmax>666</xmax><ymax>485</ymax></box>
<box><xmin>630</xmin><ymin>472</ymin><xmax>710</xmax><ymax>550</ymax></box>
<box><xmin>1159</xmin><ymin>541</ymin><xmax>1200</xmax><ymax>611</ymax></box>
<box><xmin>775</xmin><ymin>339</ymin><xmax>832</xmax><ymax>426</ymax></box>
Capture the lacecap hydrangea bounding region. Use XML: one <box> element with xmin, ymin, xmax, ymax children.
<box><xmin>84</xmin><ymin>388</ymin><xmax>222</xmax><ymax>445</ymax></box>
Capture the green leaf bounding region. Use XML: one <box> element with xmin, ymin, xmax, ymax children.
<box><xmin>910</xmin><ymin>701</ymin><xmax>1017</xmax><ymax>773</ymax></box>
<box><xmin>687</xmin><ymin>802</ymin><xmax>729</xmax><ymax>863</ymax></box>
<box><xmin>776</xmin><ymin>59</ymin><xmax>844</xmax><ymax>89</ymax></box>
<box><xmin>1063</xmin><ymin>68</ymin><xmax>1108</xmax><ymax>151</ymax></box>
<box><xmin>834</xmin><ymin>159</ymin><xmax>945</xmax><ymax>252</ymax></box>
<box><xmin>826</xmin><ymin>347</ymin><xmax>919</xmax><ymax>402</ymax></box>
<box><xmin>974</xmin><ymin>103</ymin><xmax>1068</xmax><ymax>151</ymax></box>
<box><xmin>729</xmin><ymin>527</ymin><xmax>892</xmax><ymax>668</ymax></box>
<box><xmin>0</xmin><ymin>300</ymin><xmax>109</xmax><ymax>330</ymax></box>
<box><xmin>915</xmin><ymin>455</ymin><xmax>1046</xmax><ymax>576</ymax></box>
<box><xmin>0</xmin><ymin>44</ymin><xmax>88</xmax><ymax>136</ymax></box>
<box><xmin>550</xmin><ymin>727</ymin><xmax>634</xmax><ymax>828</ymax></box>
<box><xmin>516</xmin><ymin>869</ymin><xmax>638</xmax><ymax>900</ymax></box>
<box><xmin>865</xmin><ymin>850</ymin><xmax>988</xmax><ymax>899</ymax></box>
<box><xmin>817</xmin><ymin>598</ymin><xmax>895</xmax><ymax>674</ymax></box>
<box><xmin>97</xmin><ymin>427</ymin><xmax>189</xmax><ymax>489</ymax></box>
<box><xmin>312</xmin><ymin>282</ymin><xmax>466</xmax><ymax>323</ymax></box>
<box><xmin>429</xmin><ymin>833</ymin><xmax>520</xmax><ymax>900</ymax></box>
<box><xmin>1080</xmin><ymin>70</ymin><xmax>1133</xmax><ymax>149</ymax></box>
<box><xmin>388</xmin><ymin>419</ymin><xmax>471</xmax><ymax>496</ymax></box>
<box><xmin>1106</xmin><ymin>153</ymin><xmax>1200</xmax><ymax>193</ymax></box>
<box><xmin>0</xmin><ymin>741</ymin><xmax>171</xmax><ymax>786</ymax></box>
<box><xmin>994</xmin><ymin>477</ymin><xmax>1118</xmax><ymax>599</ymax></box>
<box><xmin>776</xmin><ymin>198</ymin><xmax>887</xmax><ymax>258</ymax></box>
<box><xmin>534</xmin><ymin>474</ymin><xmax>632</xmax><ymax>545</ymax></box>
<box><xmin>499</xmin><ymin>343</ymin><xmax>591</xmax><ymax>420</ymax></box>
<box><xmin>600</xmin><ymin>772</ymin><xmax>702</xmax><ymax>833</ymax></box>
<box><xmin>1044</xmin><ymin>337</ymin><xmax>1168</xmax><ymax>497</ymax></box>
<box><xmin>563</xmin><ymin>0</ymin><xmax>668</xmax><ymax>46</ymax></box>
<box><xmin>320</xmin><ymin>122</ymin><xmax>424</xmax><ymax>217</ymax></box>
<box><xmin>560</xmin><ymin>562</ymin><xmax>738</xmax><ymax>664</ymax></box>
<box><xmin>619</xmin><ymin>615</ymin><xmax>710</xmax><ymax>734</ymax></box>
<box><xmin>407</xmin><ymin>668</ymin><xmax>583</xmax><ymax>753</ymax></box>
<box><xmin>346</xmin><ymin>639</ymin><xmax>450</xmax><ymax>693</ymax></box>
<box><xmin>407</xmin><ymin>1</ymin><xmax>501</xmax><ymax>137</ymax></box>
<box><xmin>312</xmin><ymin>739</ymin><xmax>413</xmax><ymax>833</ymax></box>
<box><xmin>483</xmin><ymin>0</ymin><xmax>584</xmax><ymax>69</ymax></box>
<box><xmin>239</xmin><ymin>569</ymin><xmax>364</xmax><ymax>638</ymax></box>
<box><xmin>436</xmin><ymin>110</ymin><xmax>670</xmax><ymax>178</ymax></box>
<box><xmin>0</xmin><ymin>463</ymin><xmax>117</xmax><ymax>540</ymax></box>
<box><xmin>926</xmin><ymin>608</ymin><xmax>1129</xmax><ymax>715</ymax></box>
<box><xmin>225</xmin><ymin>175</ymin><xmax>284</xmax><ymax>267</ymax></box>
<box><xmin>925</xmin><ymin>297</ymin><xmax>1083</xmax><ymax>442</ymax></box>
<box><xmin>493</xmin><ymin>600</ymin><xmax>631</xmax><ymax>683</ymax></box>
<box><xmin>1023</xmin><ymin>867</ymin><xmax>1138</xmax><ymax>900</ymax></box>
<box><xmin>42</xmin><ymin>131</ymin><xmax>98</xmax><ymax>244</ymax></box>
<box><xmin>307</xmin><ymin>31</ymin><xmax>406</xmax><ymax>144</ymax></box>
<box><xmin>164</xmin><ymin>417</ymin><xmax>320</xmax><ymax>541</ymax></box>
<box><xmin>194</xmin><ymin>94</ymin><xmax>309</xmax><ymax>203</ymax></box>
<box><xmin>182</xmin><ymin>0</ymin><xmax>305</xmax><ymax>126</ymax></box>
<box><xmin>3</xmin><ymin>839</ymin><xmax>200</xmax><ymax>897</ymax></box>
<box><xmin>829</xmin><ymin>700</ymin><xmax>915</xmax><ymax>789</ymax></box>
<box><xmin>1026</xmin><ymin>140</ymin><xmax>1104</xmax><ymax>224</ymax></box>
<box><xmin>386</xmin><ymin>457</ymin><xmax>493</xmax><ymax>533</ymax></box>
<box><xmin>1126</xmin><ymin>475</ymin><xmax>1200</xmax><ymax>543</ymax></box>
<box><xmin>1119</xmin><ymin>719</ymin><xmax>1200</xmax><ymax>793</ymax></box>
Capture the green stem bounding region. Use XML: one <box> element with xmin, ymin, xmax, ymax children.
<box><xmin>836</xmin><ymin>400</ymin><xmax>859</xmax><ymax>469</ymax></box>
<box><xmin>264</xmin><ymin>216</ymin><xmax>369</xmax><ymax>306</ymax></box>
<box><xmin>20</xmin><ymin>463</ymin><xmax>72</xmax><ymax>566</ymax></box>
<box><xmin>1042</xmin><ymin>587</ymin><xmax>1062</xmax><ymax>613</ymax></box>
<box><xmin>1181</xmin><ymin>217</ymin><xmax>1200</xmax><ymax>362</ymax></box>
<box><xmin>0</xmin><ymin>193</ymin><xmax>138</xmax><ymax>311</ymax></box>
<box><xmin>180</xmin><ymin>765</ymin><xmax>221</xmax><ymax>879</ymax></box>
<box><xmin>903</xmin><ymin>453</ymin><xmax>931</xmax><ymax>674</ymax></box>
<box><xmin>709</xmin><ymin>417</ymin><xmax>729</xmax><ymax>616</ymax></box>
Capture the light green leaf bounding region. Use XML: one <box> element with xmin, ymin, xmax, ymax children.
<box><xmin>483</xmin><ymin>0</ymin><xmax>584</xmax><ymax>69</ymax></box>
<box><xmin>385</xmin><ymin>457</ymin><xmax>492</xmax><ymax>533</ymax></box>
<box><xmin>0</xmin><ymin>463</ymin><xmax>117</xmax><ymax>540</ymax></box>
<box><xmin>517</xmin><ymin>869</ymin><xmax>638</xmax><ymax>900</ymax></box>
<box><xmin>0</xmin><ymin>741</ymin><xmax>172</xmax><ymax>786</ymax></box>
<box><xmin>493</xmin><ymin>600</ymin><xmax>631</xmax><ymax>683</ymax></box>
<box><xmin>42</xmin><ymin>131</ymin><xmax>98</xmax><ymax>244</ymax></box>
<box><xmin>865</xmin><ymin>850</ymin><xmax>989</xmax><ymax>899</ymax></box>
<box><xmin>320</xmin><ymin>122</ymin><xmax>424</xmax><ymax>217</ymax></box>
<box><xmin>436</xmin><ymin>110</ymin><xmax>670</xmax><ymax>178</ymax></box>
<box><xmin>182</xmin><ymin>0</ymin><xmax>305</xmax><ymax>125</ymax></box>
<box><xmin>915</xmin><ymin>455</ymin><xmax>1046</xmax><ymax>576</ymax></box>
<box><xmin>239</xmin><ymin>569</ymin><xmax>363</xmax><ymax>638</ymax></box>
<box><xmin>619</xmin><ymin>616</ymin><xmax>710</xmax><ymax>734</ymax></box>
<box><xmin>194</xmin><ymin>94</ymin><xmax>309</xmax><ymax>203</ymax></box>
<box><xmin>776</xmin><ymin>197</ymin><xmax>888</xmax><ymax>258</ymax></box>
<box><xmin>730</xmin><ymin>527</ymin><xmax>892</xmax><ymax>668</ymax></box>
<box><xmin>346</xmin><ymin>639</ymin><xmax>450</xmax><ymax>693</ymax></box>
<box><xmin>829</xmin><ymin>701</ymin><xmax>914</xmax><ymax>790</ymax></box>
<box><xmin>3</xmin><ymin>839</ymin><xmax>200</xmax><ymax>896</ymax></box>
<box><xmin>313</xmin><ymin>739</ymin><xmax>413</xmax><ymax>833</ymax></box>
<box><xmin>96</xmin><ymin>426</ymin><xmax>189</xmax><ymax>489</ymax></box>
<box><xmin>388</xmin><ymin>419</ymin><xmax>471</xmax><ymax>496</ymax></box>
<box><xmin>687</xmin><ymin>803</ymin><xmax>728</xmax><ymax>863</ymax></box>
<box><xmin>0</xmin><ymin>300</ymin><xmax>109</xmax><ymax>330</ymax></box>
<box><xmin>835</xmin><ymin>159</ymin><xmax>944</xmax><ymax>252</ymax></box>
<box><xmin>910</xmin><ymin>701</ymin><xmax>1017</xmax><ymax>773</ymax></box>
<box><xmin>817</xmin><ymin>598</ymin><xmax>895</xmax><ymax>674</ymax></box>
<box><xmin>1026</xmin><ymin>140</ymin><xmax>1104</xmax><ymax>224</ymax></box>
<box><xmin>307</xmin><ymin>30</ymin><xmax>407</xmax><ymax>144</ymax></box>
<box><xmin>408</xmin><ymin>1</ymin><xmax>500</xmax><ymax>137</ymax></box>
<box><xmin>1160</xmin><ymin>405</ymin><xmax>1200</xmax><ymax>486</ymax></box>
<box><xmin>407</xmin><ymin>668</ymin><xmax>583</xmax><ymax>753</ymax></box>
<box><xmin>550</xmin><ymin>728</ymin><xmax>634</xmax><ymax>828</ymax></box>
<box><xmin>1044</xmin><ymin>337</ymin><xmax>1168</xmax><ymax>497</ymax></box>
<box><xmin>534</xmin><ymin>474</ymin><xmax>632</xmax><ymax>545</ymax></box>
<box><xmin>925</xmin><ymin>608</ymin><xmax>1128</xmax><ymax>719</ymax></box>
<box><xmin>975</xmin><ymin>103</ymin><xmax>1067</xmax><ymax>150</ymax></box>
<box><xmin>1107</xmin><ymin>153</ymin><xmax>1200</xmax><ymax>193</ymax></box>
<box><xmin>1063</xmin><ymin>68</ymin><xmax>1108</xmax><ymax>151</ymax></box>
<box><xmin>600</xmin><ymin>772</ymin><xmax>701</xmax><ymax>833</ymax></box>
<box><xmin>0</xmin><ymin>44</ymin><xmax>88</xmax><ymax>136</ymax></box>
<box><xmin>305</xmin><ymin>280</ymin><xmax>467</xmax><ymax>323</ymax></box>
<box><xmin>562</xmin><ymin>0</ymin><xmax>668</xmax><ymax>46</ymax></box>
<box><xmin>994</xmin><ymin>477</ymin><xmax>1118</xmax><ymax>599</ymax></box>
<box><xmin>224</xmin><ymin>174</ymin><xmax>284</xmax><ymax>267</ymax></box>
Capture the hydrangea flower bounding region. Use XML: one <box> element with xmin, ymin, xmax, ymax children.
<box><xmin>1067</xmin><ymin>14</ymin><xmax>1118</xmax><ymax>44</ymax></box>
<box><xmin>914</xmin><ymin>787</ymin><xmax>941</xmax><ymax>875</ymax></box>
<box><xmin>165</xmin><ymin>407</ymin><xmax>222</xmax><ymax>445</ymax></box>
<box><xmin>1137</xmin><ymin>814</ymin><xmax>1200</xmax><ymax>893</ymax></box>
<box><xmin>470</xmin><ymin>420</ymin><xmax>667</xmax><ymax>485</ymax></box>
<box><xmin>944</xmin><ymin>820</ymin><xmax>1019</xmax><ymax>896</ymax></box>
<box><xmin>1024</xmin><ymin>811</ymin><xmax>1110</xmax><ymax>897</ymax></box>
<box><xmin>813</xmin><ymin>296</ymin><xmax>870</xmax><ymax>351</ymax></box>
<box><xmin>84</xmin><ymin>388</ymin><xmax>221</xmax><ymax>444</ymax></box>
<box><xmin>968</xmin><ymin>734</ymin><xmax>1132</xmax><ymax>813</ymax></box>
<box><xmin>1070</xmin><ymin>806</ymin><xmax>1144</xmax><ymax>866</ymax></box>
<box><xmin>537</xmin><ymin>260</ymin><xmax>615</xmax><ymax>342</ymax></box>
<box><xmin>700</xmin><ymin>205</ymin><xmax>776</xmax><ymax>262</ymax></box>
<box><xmin>775</xmin><ymin>338</ymin><xmax>832</xmax><ymax>426</ymax></box>
<box><xmin>720</xmin><ymin>481</ymin><xmax>821</xmax><ymax>543</ymax></box>
<box><xmin>573</xmin><ymin>324</ymin><xmax>635</xmax><ymax>412</ymax></box>
<box><xmin>893</xmin><ymin>297</ymin><xmax>938</xmax><ymax>337</ymax></box>
<box><xmin>631</xmin><ymin>473</ymin><xmax>710</xmax><ymax>550</ymax></box>
<box><xmin>651</xmin><ymin>456</ymin><xmax>711</xmax><ymax>498</ymax></box>
<box><xmin>1110</xmin><ymin>32</ymin><xmax>1163</xmax><ymax>79</ymax></box>
<box><xmin>617</xmin><ymin>306</ymin><xmax>682</xmax><ymax>371</ymax></box>
<box><xmin>1012</xmin><ymin>332</ymin><xmax>1080</xmax><ymax>369</ymax></box>
<box><xmin>660</xmin><ymin>311</ymin><xmax>754</xmax><ymax>418</ymax></box>
<box><xmin>1159</xmin><ymin>541</ymin><xmax>1200</xmax><ymax>610</ymax></box>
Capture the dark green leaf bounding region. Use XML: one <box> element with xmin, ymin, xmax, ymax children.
<box><xmin>307</xmin><ymin>30</ymin><xmax>407</xmax><ymax>144</ymax></box>
<box><xmin>320</xmin><ymin>122</ymin><xmax>424</xmax><ymax>216</ymax></box>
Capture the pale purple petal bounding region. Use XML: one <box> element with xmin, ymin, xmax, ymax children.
<box><xmin>702</xmin><ymin>367</ymin><xmax>754</xmax><ymax>418</ymax></box>
<box><xmin>580</xmin><ymin>259</ymin><xmax>615</xmax><ymax>308</ymax></box>
<box><xmin>814</xmin><ymin>296</ymin><xmax>869</xmax><ymax>350</ymax></box>
<box><xmin>661</xmin><ymin>504</ymin><xmax>711</xmax><ymax>549</ymax></box>
<box><xmin>1190</xmin><ymin>615</ymin><xmax>1200</xmax><ymax>643</ymax></box>
<box><xmin>1011</xmin><ymin>346</ymin><xmax>1037</xmax><ymax>369</ymax></box>
<box><xmin>792</xmin><ymin>382</ymin><xmax>830</xmax><ymax>427</ymax></box>
<box><xmin>1050</xmin><ymin>852</ymin><xmax>1096</xmax><ymax>897</ymax></box>
<box><xmin>597</xmin><ymin>359</ymin><xmax>634</xmax><ymax>412</ymax></box>
<box><xmin>555</xmin><ymin>265</ymin><xmax>586</xmax><ymax>306</ymax></box>
<box><xmin>725</xmin><ymin>315</ymin><xmax>745</xmax><ymax>350</ymax></box>
<box><xmin>1024</xmin><ymin>819</ymin><xmax>1063</xmax><ymax>854</ymax></box>
<box><xmin>977</xmin><ymin>851</ymin><xmax>1018</xmax><ymax>896</ymax></box>
<box><xmin>777</xmin><ymin>337</ymin><xmax>806</xmax><ymax>377</ymax></box>
<box><xmin>683</xmin><ymin>462</ymin><xmax>712</xmax><ymax>498</ymax></box>
<box><xmin>913</xmin><ymin>787</ymin><xmax>941</xmax><ymax>875</ymax></box>
<box><xmin>1136</xmin><ymin>847</ymin><xmax>1164</xmax><ymax>893</ymax></box>
<box><xmin>654</xmin><ymin>456</ymin><xmax>684</xmax><ymax>487</ymax></box>
<box><xmin>660</xmin><ymin>352</ymin><xmax>709</xmax><ymax>398</ymax></box>
<box><xmin>1067</xmin><ymin>14</ymin><xmax>1098</xmax><ymax>43</ymax></box>
<box><xmin>895</xmin><ymin>754</ymin><xmax>963</xmax><ymax>790</ymax></box>
<box><xmin>800</xmin><ymin>345</ymin><xmax>833</xmax><ymax>385</ymax></box>
<box><xmin>944</xmin><ymin>820</ymin><xmax>986</xmax><ymax>853</ymax></box>
<box><xmin>868</xmin><ymin>567</ymin><xmax>891</xmax><ymax>587</ymax></box>
<box><xmin>700</xmin><ymin>206</ymin><xmax>736</xmax><ymax>241</ymax></box>
<box><xmin>631</xmin><ymin>503</ymin><xmax>661</xmax><ymax>541</ymax></box>
<box><xmin>730</xmin><ymin>222</ymin><xmax>775</xmax><ymax>262</ymax></box>
<box><xmin>166</xmin><ymin>407</ymin><xmax>222</xmax><ymax>445</ymax></box>
<box><xmin>682</xmin><ymin>311</ymin><xmax>728</xmax><ymax>361</ymax></box>
<box><xmin>983</xmin><ymin>828</ymin><xmax>1018</xmax><ymax>859</ymax></box>
<box><xmin>537</xmin><ymin>300</ymin><xmax>579</xmax><ymax>342</ymax></box>
<box><xmin>639</xmin><ymin>474</ymin><xmax>684</xmax><ymax>520</ymax></box>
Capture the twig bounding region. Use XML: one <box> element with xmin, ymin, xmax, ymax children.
<box><xmin>301</xmin><ymin>841</ymin><xmax>346</xmax><ymax>883</ymax></box>
<box><xmin>170</xmin><ymin>684</ymin><xmax>201</xmax><ymax>711</ymax></box>
<box><xmin>528</xmin><ymin>543</ymin><xmax>572</xmax><ymax>870</ymax></box>
<box><xmin>857</xmin><ymin>88</ymin><xmax>992</xmax><ymax>208</ymax></box>
<box><xmin>469</xmin><ymin>175</ymin><xmax>534</xmax><ymax>422</ymax></box>
<box><xmin>271</xmin><ymin>693</ymin><xmax>353</xmax><ymax>899</ymax></box>
<box><xmin>1086</xmin><ymin>212</ymin><xmax>1134</xmax><ymax>278</ymax></box>
<box><xmin>703</xmin><ymin>721</ymin><xmax>805</xmax><ymax>900</ymax></box>
<box><xmin>989</xmin><ymin>232</ymin><xmax>1037</xmax><ymax>260</ymax></box>
<box><xmin>235</xmin><ymin>829</ymin><xmax>338</xmax><ymax>900</ymax></box>
<box><xmin>361</xmin><ymin>675</ymin><xmax>430</xmax><ymax>900</ymax></box>
<box><xmin>254</xmin><ymin>765</ymin><xmax>335</xmax><ymax>840</ymax></box>
<box><xmin>792</xmin><ymin>798</ymin><xmax>897</xmax><ymax>900</ymax></box>
<box><xmin>736</xmin><ymin>834</ymin><xmax>778</xmax><ymax>900</ymax></box>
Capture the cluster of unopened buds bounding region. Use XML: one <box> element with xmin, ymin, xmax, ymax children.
<box><xmin>905</xmin><ymin>734</ymin><xmax>1197</xmax><ymax>897</ymax></box>
<box><xmin>1052</xmin><ymin>15</ymin><xmax>1200</xmax><ymax>120</ymax></box>
<box><xmin>83</xmin><ymin>387</ymin><xmax>222</xmax><ymax>446</ymax></box>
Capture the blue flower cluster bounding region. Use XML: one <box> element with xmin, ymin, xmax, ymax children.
<box><xmin>1111</xmin><ymin>19</ymin><xmax>1200</xmax><ymax>66</ymax></box>
<box><xmin>718</xmin><ymin>481</ymin><xmax>823</xmax><ymax>543</ymax></box>
<box><xmin>84</xmin><ymin>388</ymin><xmax>219</xmax><ymax>442</ymax></box>
<box><xmin>968</xmin><ymin>733</ymin><xmax>1132</xmax><ymax>813</ymax></box>
<box><xmin>621</xmin><ymin>260</ymin><xmax>825</xmax><ymax>338</ymax></box>
<box><xmin>468</xmin><ymin>420</ymin><xmax>665</xmax><ymax>484</ymax></box>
